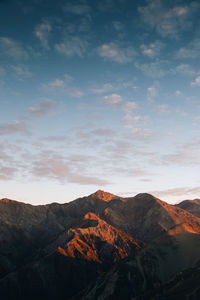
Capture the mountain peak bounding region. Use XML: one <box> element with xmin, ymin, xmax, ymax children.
<box><xmin>89</xmin><ymin>190</ymin><xmax>120</xmax><ymax>202</ymax></box>
<box><xmin>0</xmin><ymin>198</ymin><xmax>18</xmax><ymax>204</ymax></box>
<box><xmin>133</xmin><ymin>193</ymin><xmax>160</xmax><ymax>202</ymax></box>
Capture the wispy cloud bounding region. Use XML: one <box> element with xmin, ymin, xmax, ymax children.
<box><xmin>135</xmin><ymin>60</ymin><xmax>172</xmax><ymax>78</ymax></box>
<box><xmin>140</xmin><ymin>41</ymin><xmax>164</xmax><ymax>57</ymax></box>
<box><xmin>147</xmin><ymin>86</ymin><xmax>157</xmax><ymax>102</ymax></box>
<box><xmin>122</xmin><ymin>115</ymin><xmax>141</xmax><ymax>129</ymax></box>
<box><xmin>132</xmin><ymin>127</ymin><xmax>152</xmax><ymax>138</ymax></box>
<box><xmin>90</xmin><ymin>83</ymin><xmax>114</xmax><ymax>94</ymax></box>
<box><xmin>102</xmin><ymin>93</ymin><xmax>123</xmax><ymax>105</ymax></box>
<box><xmin>31</xmin><ymin>153</ymin><xmax>111</xmax><ymax>185</ymax></box>
<box><xmin>176</xmin><ymin>64</ymin><xmax>196</xmax><ymax>76</ymax></box>
<box><xmin>28</xmin><ymin>98</ymin><xmax>57</xmax><ymax>118</ymax></box>
<box><xmin>176</xmin><ymin>38</ymin><xmax>200</xmax><ymax>59</ymax></box>
<box><xmin>0</xmin><ymin>121</ymin><xmax>29</xmax><ymax>136</ymax></box>
<box><xmin>138</xmin><ymin>0</ymin><xmax>199</xmax><ymax>37</ymax></box>
<box><xmin>191</xmin><ymin>76</ymin><xmax>200</xmax><ymax>86</ymax></box>
<box><xmin>63</xmin><ymin>3</ymin><xmax>91</xmax><ymax>19</ymax></box>
<box><xmin>91</xmin><ymin>128</ymin><xmax>116</xmax><ymax>137</ymax></box>
<box><xmin>175</xmin><ymin>90</ymin><xmax>183</xmax><ymax>96</ymax></box>
<box><xmin>98</xmin><ymin>42</ymin><xmax>136</xmax><ymax>63</ymax></box>
<box><xmin>151</xmin><ymin>186</ymin><xmax>200</xmax><ymax>199</ymax></box>
<box><xmin>122</xmin><ymin>101</ymin><xmax>137</xmax><ymax>113</ymax></box>
<box><xmin>55</xmin><ymin>36</ymin><xmax>88</xmax><ymax>57</ymax></box>
<box><xmin>43</xmin><ymin>75</ymin><xmax>83</xmax><ymax>97</ymax></box>
<box><xmin>122</xmin><ymin>101</ymin><xmax>139</xmax><ymax>129</ymax></box>
<box><xmin>112</xmin><ymin>21</ymin><xmax>124</xmax><ymax>31</ymax></box>
<box><xmin>35</xmin><ymin>20</ymin><xmax>52</xmax><ymax>49</ymax></box>
<box><xmin>163</xmin><ymin>140</ymin><xmax>200</xmax><ymax>165</ymax></box>
<box><xmin>0</xmin><ymin>165</ymin><xmax>18</xmax><ymax>180</ymax></box>
<box><xmin>157</xmin><ymin>104</ymin><xmax>168</xmax><ymax>114</ymax></box>
<box><xmin>0</xmin><ymin>37</ymin><xmax>28</xmax><ymax>59</ymax></box>
<box><xmin>9</xmin><ymin>64</ymin><xmax>32</xmax><ymax>81</ymax></box>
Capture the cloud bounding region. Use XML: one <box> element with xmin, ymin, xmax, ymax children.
<box><xmin>147</xmin><ymin>86</ymin><xmax>157</xmax><ymax>101</ymax></box>
<box><xmin>90</xmin><ymin>83</ymin><xmax>114</xmax><ymax>94</ymax></box>
<box><xmin>112</xmin><ymin>21</ymin><xmax>124</xmax><ymax>31</ymax></box>
<box><xmin>46</xmin><ymin>79</ymin><xmax>64</xmax><ymax>88</ymax></box>
<box><xmin>0</xmin><ymin>37</ymin><xmax>28</xmax><ymax>59</ymax></box>
<box><xmin>175</xmin><ymin>64</ymin><xmax>196</xmax><ymax>76</ymax></box>
<box><xmin>9</xmin><ymin>64</ymin><xmax>32</xmax><ymax>81</ymax></box>
<box><xmin>43</xmin><ymin>75</ymin><xmax>83</xmax><ymax>97</ymax></box>
<box><xmin>122</xmin><ymin>101</ymin><xmax>137</xmax><ymax>113</ymax></box>
<box><xmin>28</xmin><ymin>98</ymin><xmax>57</xmax><ymax>117</ymax></box>
<box><xmin>176</xmin><ymin>38</ymin><xmax>200</xmax><ymax>59</ymax></box>
<box><xmin>151</xmin><ymin>186</ymin><xmax>200</xmax><ymax>199</ymax></box>
<box><xmin>123</xmin><ymin>168</ymin><xmax>150</xmax><ymax>176</ymax></box>
<box><xmin>0</xmin><ymin>165</ymin><xmax>18</xmax><ymax>180</ymax></box>
<box><xmin>132</xmin><ymin>127</ymin><xmax>152</xmax><ymax>137</ymax></box>
<box><xmin>122</xmin><ymin>115</ymin><xmax>141</xmax><ymax>128</ymax></box>
<box><xmin>35</xmin><ymin>20</ymin><xmax>52</xmax><ymax>49</ymax></box>
<box><xmin>140</xmin><ymin>41</ymin><xmax>164</xmax><ymax>57</ymax></box>
<box><xmin>135</xmin><ymin>60</ymin><xmax>172</xmax><ymax>78</ymax></box>
<box><xmin>0</xmin><ymin>121</ymin><xmax>29</xmax><ymax>135</ymax></box>
<box><xmin>163</xmin><ymin>140</ymin><xmax>200</xmax><ymax>165</ymax></box>
<box><xmin>122</xmin><ymin>102</ymin><xmax>139</xmax><ymax>129</ymax></box>
<box><xmin>31</xmin><ymin>154</ymin><xmax>111</xmax><ymax>185</ymax></box>
<box><xmin>0</xmin><ymin>142</ymin><xmax>24</xmax><ymax>180</ymax></box>
<box><xmin>191</xmin><ymin>76</ymin><xmax>200</xmax><ymax>86</ymax></box>
<box><xmin>91</xmin><ymin>128</ymin><xmax>116</xmax><ymax>137</ymax></box>
<box><xmin>63</xmin><ymin>3</ymin><xmax>91</xmax><ymax>19</ymax></box>
<box><xmin>138</xmin><ymin>0</ymin><xmax>199</xmax><ymax>37</ymax></box>
<box><xmin>157</xmin><ymin>104</ymin><xmax>168</xmax><ymax>113</ymax></box>
<box><xmin>55</xmin><ymin>36</ymin><xmax>88</xmax><ymax>57</ymax></box>
<box><xmin>175</xmin><ymin>90</ymin><xmax>183</xmax><ymax>96</ymax></box>
<box><xmin>102</xmin><ymin>93</ymin><xmax>123</xmax><ymax>105</ymax></box>
<box><xmin>98</xmin><ymin>42</ymin><xmax>136</xmax><ymax>63</ymax></box>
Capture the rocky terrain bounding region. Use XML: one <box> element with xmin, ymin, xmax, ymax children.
<box><xmin>0</xmin><ymin>190</ymin><xmax>200</xmax><ymax>299</ymax></box>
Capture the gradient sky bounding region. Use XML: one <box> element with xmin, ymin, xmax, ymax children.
<box><xmin>0</xmin><ymin>0</ymin><xmax>200</xmax><ymax>204</ymax></box>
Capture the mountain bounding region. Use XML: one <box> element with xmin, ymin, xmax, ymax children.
<box><xmin>0</xmin><ymin>191</ymin><xmax>123</xmax><ymax>278</ymax></box>
<box><xmin>55</xmin><ymin>212</ymin><xmax>141</xmax><ymax>263</ymax></box>
<box><xmin>176</xmin><ymin>199</ymin><xmax>200</xmax><ymax>218</ymax></box>
<box><xmin>101</xmin><ymin>193</ymin><xmax>200</xmax><ymax>241</ymax></box>
<box><xmin>0</xmin><ymin>190</ymin><xmax>200</xmax><ymax>299</ymax></box>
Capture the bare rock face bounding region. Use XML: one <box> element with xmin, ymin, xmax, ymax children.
<box><xmin>0</xmin><ymin>190</ymin><xmax>200</xmax><ymax>300</ymax></box>
<box><xmin>56</xmin><ymin>212</ymin><xmax>141</xmax><ymax>264</ymax></box>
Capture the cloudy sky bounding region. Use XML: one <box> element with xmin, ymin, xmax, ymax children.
<box><xmin>0</xmin><ymin>0</ymin><xmax>200</xmax><ymax>204</ymax></box>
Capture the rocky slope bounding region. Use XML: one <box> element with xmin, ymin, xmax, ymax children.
<box><xmin>176</xmin><ymin>199</ymin><xmax>200</xmax><ymax>218</ymax></box>
<box><xmin>55</xmin><ymin>212</ymin><xmax>141</xmax><ymax>263</ymax></box>
<box><xmin>0</xmin><ymin>190</ymin><xmax>200</xmax><ymax>299</ymax></box>
<box><xmin>101</xmin><ymin>193</ymin><xmax>200</xmax><ymax>241</ymax></box>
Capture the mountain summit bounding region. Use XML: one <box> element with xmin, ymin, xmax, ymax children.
<box><xmin>89</xmin><ymin>189</ymin><xmax>121</xmax><ymax>202</ymax></box>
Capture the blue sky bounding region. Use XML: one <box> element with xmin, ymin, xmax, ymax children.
<box><xmin>0</xmin><ymin>0</ymin><xmax>200</xmax><ymax>204</ymax></box>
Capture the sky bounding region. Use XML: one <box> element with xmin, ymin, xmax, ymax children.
<box><xmin>0</xmin><ymin>0</ymin><xmax>200</xmax><ymax>205</ymax></box>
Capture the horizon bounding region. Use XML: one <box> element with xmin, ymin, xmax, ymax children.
<box><xmin>0</xmin><ymin>188</ymin><xmax>199</xmax><ymax>206</ymax></box>
<box><xmin>0</xmin><ymin>0</ymin><xmax>200</xmax><ymax>205</ymax></box>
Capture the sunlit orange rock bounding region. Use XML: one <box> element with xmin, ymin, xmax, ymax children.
<box><xmin>57</xmin><ymin>212</ymin><xmax>141</xmax><ymax>263</ymax></box>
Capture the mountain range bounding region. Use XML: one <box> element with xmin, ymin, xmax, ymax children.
<box><xmin>0</xmin><ymin>190</ymin><xmax>200</xmax><ymax>299</ymax></box>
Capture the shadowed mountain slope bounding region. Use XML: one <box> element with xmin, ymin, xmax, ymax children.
<box><xmin>76</xmin><ymin>231</ymin><xmax>200</xmax><ymax>300</ymax></box>
<box><xmin>176</xmin><ymin>199</ymin><xmax>200</xmax><ymax>218</ymax></box>
<box><xmin>101</xmin><ymin>193</ymin><xmax>200</xmax><ymax>241</ymax></box>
